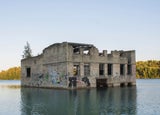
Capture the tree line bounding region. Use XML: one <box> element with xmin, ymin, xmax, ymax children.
<box><xmin>0</xmin><ymin>67</ymin><xmax>21</xmax><ymax>80</ymax></box>
<box><xmin>0</xmin><ymin>60</ymin><xmax>159</xmax><ymax>80</ymax></box>
<box><xmin>136</xmin><ymin>60</ymin><xmax>160</xmax><ymax>79</ymax></box>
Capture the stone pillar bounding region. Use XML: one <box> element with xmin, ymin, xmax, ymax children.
<box><xmin>125</xmin><ymin>64</ymin><xmax>127</xmax><ymax>77</ymax></box>
<box><xmin>103</xmin><ymin>50</ymin><xmax>107</xmax><ymax>56</ymax></box>
<box><xmin>67</xmin><ymin>62</ymin><xmax>73</xmax><ymax>77</ymax></box>
<box><xmin>80</xmin><ymin>63</ymin><xmax>84</xmax><ymax>77</ymax></box>
<box><xmin>80</xmin><ymin>48</ymin><xmax>83</xmax><ymax>55</ymax></box>
<box><xmin>90</xmin><ymin>63</ymin><xmax>99</xmax><ymax>78</ymax></box>
<box><xmin>113</xmin><ymin>64</ymin><xmax>120</xmax><ymax>77</ymax></box>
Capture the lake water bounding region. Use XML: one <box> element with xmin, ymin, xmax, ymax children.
<box><xmin>0</xmin><ymin>80</ymin><xmax>160</xmax><ymax>115</ymax></box>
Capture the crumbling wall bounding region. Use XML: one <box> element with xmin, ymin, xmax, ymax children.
<box><xmin>21</xmin><ymin>42</ymin><xmax>136</xmax><ymax>89</ymax></box>
<box><xmin>21</xmin><ymin>43</ymin><xmax>69</xmax><ymax>88</ymax></box>
<box><xmin>21</xmin><ymin>55</ymin><xmax>43</xmax><ymax>87</ymax></box>
<box><xmin>106</xmin><ymin>50</ymin><xmax>136</xmax><ymax>86</ymax></box>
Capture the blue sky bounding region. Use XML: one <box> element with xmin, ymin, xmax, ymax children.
<box><xmin>0</xmin><ymin>0</ymin><xmax>160</xmax><ymax>71</ymax></box>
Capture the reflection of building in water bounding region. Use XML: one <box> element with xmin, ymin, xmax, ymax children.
<box><xmin>21</xmin><ymin>88</ymin><xmax>75</xmax><ymax>115</ymax></box>
<box><xmin>21</xmin><ymin>42</ymin><xmax>136</xmax><ymax>89</ymax></box>
<box><xmin>96</xmin><ymin>87</ymin><xmax>137</xmax><ymax>114</ymax></box>
<box><xmin>21</xmin><ymin>87</ymin><xmax>137</xmax><ymax>115</ymax></box>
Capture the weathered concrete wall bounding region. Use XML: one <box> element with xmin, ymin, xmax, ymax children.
<box><xmin>43</xmin><ymin>43</ymin><xmax>67</xmax><ymax>64</ymax></box>
<box><xmin>21</xmin><ymin>42</ymin><xmax>136</xmax><ymax>89</ymax></box>
<box><xmin>21</xmin><ymin>43</ymin><xmax>69</xmax><ymax>88</ymax></box>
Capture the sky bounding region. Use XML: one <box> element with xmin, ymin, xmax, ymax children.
<box><xmin>0</xmin><ymin>0</ymin><xmax>160</xmax><ymax>71</ymax></box>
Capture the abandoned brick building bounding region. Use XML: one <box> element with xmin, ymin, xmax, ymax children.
<box><xmin>21</xmin><ymin>42</ymin><xmax>136</xmax><ymax>89</ymax></box>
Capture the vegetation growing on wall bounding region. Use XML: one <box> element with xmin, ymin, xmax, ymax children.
<box><xmin>136</xmin><ymin>60</ymin><xmax>160</xmax><ymax>79</ymax></box>
<box><xmin>0</xmin><ymin>67</ymin><xmax>21</xmax><ymax>80</ymax></box>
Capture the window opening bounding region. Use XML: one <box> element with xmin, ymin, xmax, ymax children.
<box><xmin>73</xmin><ymin>65</ymin><xmax>80</xmax><ymax>76</ymax></box>
<box><xmin>99</xmin><ymin>63</ymin><xmax>104</xmax><ymax>75</ymax></box>
<box><xmin>120</xmin><ymin>64</ymin><xmax>125</xmax><ymax>75</ymax></box>
<box><xmin>127</xmin><ymin>64</ymin><xmax>132</xmax><ymax>75</ymax></box>
<box><xmin>26</xmin><ymin>67</ymin><xmax>31</xmax><ymax>77</ymax></box>
<box><xmin>108</xmin><ymin>64</ymin><xmax>112</xmax><ymax>75</ymax></box>
<box><xmin>73</xmin><ymin>48</ymin><xmax>80</xmax><ymax>54</ymax></box>
<box><xmin>83</xmin><ymin>50</ymin><xmax>89</xmax><ymax>55</ymax></box>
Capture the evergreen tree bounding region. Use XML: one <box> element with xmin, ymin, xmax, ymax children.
<box><xmin>23</xmin><ymin>42</ymin><xmax>32</xmax><ymax>58</ymax></box>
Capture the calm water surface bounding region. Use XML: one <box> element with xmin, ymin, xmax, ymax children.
<box><xmin>0</xmin><ymin>79</ymin><xmax>160</xmax><ymax>115</ymax></box>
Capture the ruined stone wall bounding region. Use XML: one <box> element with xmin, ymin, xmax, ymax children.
<box><xmin>107</xmin><ymin>50</ymin><xmax>136</xmax><ymax>86</ymax></box>
<box><xmin>21</xmin><ymin>43</ymin><xmax>69</xmax><ymax>88</ymax></box>
<box><xmin>21</xmin><ymin>55</ymin><xmax>43</xmax><ymax>87</ymax></box>
<box><xmin>21</xmin><ymin>42</ymin><xmax>136</xmax><ymax>88</ymax></box>
<box><xmin>66</xmin><ymin>43</ymin><xmax>136</xmax><ymax>88</ymax></box>
<box><xmin>43</xmin><ymin>43</ymin><xmax>67</xmax><ymax>64</ymax></box>
<box><xmin>39</xmin><ymin>43</ymin><xmax>68</xmax><ymax>88</ymax></box>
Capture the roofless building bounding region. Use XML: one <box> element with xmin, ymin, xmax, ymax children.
<box><xmin>21</xmin><ymin>42</ymin><xmax>136</xmax><ymax>89</ymax></box>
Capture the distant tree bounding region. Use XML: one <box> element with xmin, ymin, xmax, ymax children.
<box><xmin>136</xmin><ymin>60</ymin><xmax>160</xmax><ymax>79</ymax></box>
<box><xmin>0</xmin><ymin>67</ymin><xmax>21</xmax><ymax>80</ymax></box>
<box><xmin>23</xmin><ymin>42</ymin><xmax>32</xmax><ymax>58</ymax></box>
